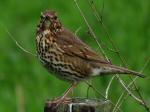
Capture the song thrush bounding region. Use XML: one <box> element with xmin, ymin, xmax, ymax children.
<box><xmin>36</xmin><ymin>10</ymin><xmax>144</xmax><ymax>103</ymax></box>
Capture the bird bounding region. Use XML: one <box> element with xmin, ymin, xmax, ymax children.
<box><xmin>36</xmin><ymin>10</ymin><xmax>144</xmax><ymax>103</ymax></box>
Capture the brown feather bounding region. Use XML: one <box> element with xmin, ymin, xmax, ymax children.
<box><xmin>56</xmin><ymin>28</ymin><xmax>109</xmax><ymax>64</ymax></box>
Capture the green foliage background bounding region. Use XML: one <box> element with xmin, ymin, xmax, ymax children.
<box><xmin>0</xmin><ymin>0</ymin><xmax>149</xmax><ymax>112</ymax></box>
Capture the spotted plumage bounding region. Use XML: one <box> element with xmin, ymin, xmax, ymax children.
<box><xmin>36</xmin><ymin>10</ymin><xmax>144</xmax><ymax>82</ymax></box>
<box><xmin>35</xmin><ymin>10</ymin><xmax>144</xmax><ymax>103</ymax></box>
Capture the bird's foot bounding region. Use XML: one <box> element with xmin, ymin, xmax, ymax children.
<box><xmin>51</xmin><ymin>97</ymin><xmax>72</xmax><ymax>105</ymax></box>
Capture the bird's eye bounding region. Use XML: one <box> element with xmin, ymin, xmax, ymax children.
<box><xmin>45</xmin><ymin>16</ymin><xmax>49</xmax><ymax>19</ymax></box>
<box><xmin>41</xmin><ymin>15</ymin><xmax>46</xmax><ymax>20</ymax></box>
<box><xmin>53</xmin><ymin>16</ymin><xmax>57</xmax><ymax>20</ymax></box>
<box><xmin>40</xmin><ymin>15</ymin><xmax>44</xmax><ymax>18</ymax></box>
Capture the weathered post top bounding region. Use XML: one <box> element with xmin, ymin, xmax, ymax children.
<box><xmin>44</xmin><ymin>98</ymin><xmax>112</xmax><ymax>112</ymax></box>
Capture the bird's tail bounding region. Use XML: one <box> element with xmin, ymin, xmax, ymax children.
<box><xmin>94</xmin><ymin>64</ymin><xmax>145</xmax><ymax>78</ymax></box>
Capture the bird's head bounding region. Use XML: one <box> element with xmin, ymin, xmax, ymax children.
<box><xmin>41</xmin><ymin>10</ymin><xmax>57</xmax><ymax>26</ymax></box>
<box><xmin>37</xmin><ymin>10</ymin><xmax>62</xmax><ymax>34</ymax></box>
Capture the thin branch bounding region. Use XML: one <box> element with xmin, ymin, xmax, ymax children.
<box><xmin>114</xmin><ymin>57</ymin><xmax>150</xmax><ymax>112</ymax></box>
<box><xmin>73</xmin><ymin>1</ymin><xmax>146</xmax><ymax>112</ymax></box>
<box><xmin>73</xmin><ymin>0</ymin><xmax>108</xmax><ymax>61</ymax></box>
<box><xmin>87</xmin><ymin>0</ymin><xmax>149</xmax><ymax>111</ymax></box>
<box><xmin>1</xmin><ymin>23</ymin><xmax>37</xmax><ymax>57</ymax></box>
<box><xmin>85</xmin><ymin>81</ymin><xmax>105</xmax><ymax>99</ymax></box>
<box><xmin>85</xmin><ymin>81</ymin><xmax>123</xmax><ymax>112</ymax></box>
<box><xmin>113</xmin><ymin>91</ymin><xmax>126</xmax><ymax>112</ymax></box>
<box><xmin>75</xmin><ymin>26</ymin><xmax>82</xmax><ymax>36</ymax></box>
<box><xmin>116</xmin><ymin>75</ymin><xmax>144</xmax><ymax>105</ymax></box>
<box><xmin>86</xmin><ymin>82</ymin><xmax>91</xmax><ymax>99</ymax></box>
<box><xmin>105</xmin><ymin>76</ymin><xmax>115</xmax><ymax>99</ymax></box>
<box><xmin>74</xmin><ymin>0</ymin><xmax>145</xmax><ymax>106</ymax></box>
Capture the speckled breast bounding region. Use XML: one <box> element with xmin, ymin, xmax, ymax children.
<box><xmin>36</xmin><ymin>30</ymin><xmax>84</xmax><ymax>82</ymax></box>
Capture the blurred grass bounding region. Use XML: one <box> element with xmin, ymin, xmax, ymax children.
<box><xmin>0</xmin><ymin>0</ymin><xmax>149</xmax><ymax>112</ymax></box>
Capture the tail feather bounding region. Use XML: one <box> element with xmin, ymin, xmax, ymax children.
<box><xmin>108</xmin><ymin>65</ymin><xmax>145</xmax><ymax>78</ymax></box>
<box><xmin>93</xmin><ymin>64</ymin><xmax>145</xmax><ymax>78</ymax></box>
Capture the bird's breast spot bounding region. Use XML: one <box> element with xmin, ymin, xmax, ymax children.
<box><xmin>42</xmin><ymin>40</ymin><xmax>45</xmax><ymax>48</ymax></box>
<box><xmin>36</xmin><ymin>36</ymin><xmax>40</xmax><ymax>43</ymax></box>
<box><xmin>92</xmin><ymin>68</ymin><xmax>102</xmax><ymax>76</ymax></box>
<box><xmin>43</xmin><ymin>30</ymin><xmax>50</xmax><ymax>35</ymax></box>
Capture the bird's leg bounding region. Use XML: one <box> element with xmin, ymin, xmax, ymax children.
<box><xmin>61</xmin><ymin>83</ymin><xmax>77</xmax><ymax>100</ymax></box>
<box><xmin>52</xmin><ymin>83</ymin><xmax>77</xmax><ymax>104</ymax></box>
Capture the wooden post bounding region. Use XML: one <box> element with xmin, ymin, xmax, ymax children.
<box><xmin>44</xmin><ymin>98</ymin><xmax>112</xmax><ymax>112</ymax></box>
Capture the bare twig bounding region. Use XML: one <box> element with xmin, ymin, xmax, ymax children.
<box><xmin>1</xmin><ymin>23</ymin><xmax>37</xmax><ymax>57</ymax></box>
<box><xmin>87</xmin><ymin>0</ymin><xmax>149</xmax><ymax>111</ymax></box>
<box><xmin>75</xmin><ymin>26</ymin><xmax>82</xmax><ymax>36</ymax></box>
<box><xmin>105</xmin><ymin>76</ymin><xmax>115</xmax><ymax>99</ymax></box>
<box><xmin>116</xmin><ymin>75</ymin><xmax>144</xmax><ymax>104</ymax></box>
<box><xmin>73</xmin><ymin>0</ymin><xmax>108</xmax><ymax>61</ymax></box>
<box><xmin>74</xmin><ymin>0</ymin><xmax>145</xmax><ymax>106</ymax></box>
<box><xmin>113</xmin><ymin>91</ymin><xmax>126</xmax><ymax>112</ymax></box>
<box><xmin>114</xmin><ymin>57</ymin><xmax>150</xmax><ymax>112</ymax></box>
<box><xmin>85</xmin><ymin>81</ymin><xmax>105</xmax><ymax>99</ymax></box>
<box><xmin>85</xmin><ymin>81</ymin><xmax>123</xmax><ymax>112</ymax></box>
<box><xmin>73</xmin><ymin>1</ymin><xmax>147</xmax><ymax>112</ymax></box>
<box><xmin>86</xmin><ymin>80</ymin><xmax>95</xmax><ymax>99</ymax></box>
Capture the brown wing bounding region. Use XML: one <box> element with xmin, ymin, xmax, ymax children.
<box><xmin>56</xmin><ymin>28</ymin><xmax>109</xmax><ymax>64</ymax></box>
